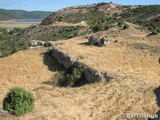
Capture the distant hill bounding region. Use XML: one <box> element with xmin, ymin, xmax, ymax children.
<box><xmin>0</xmin><ymin>9</ymin><xmax>52</xmax><ymax>20</ymax></box>
<box><xmin>41</xmin><ymin>3</ymin><xmax>160</xmax><ymax>29</ymax></box>
<box><xmin>1</xmin><ymin>2</ymin><xmax>160</xmax><ymax>57</ymax></box>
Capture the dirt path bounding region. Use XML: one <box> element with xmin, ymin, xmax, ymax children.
<box><xmin>50</xmin><ymin>21</ymin><xmax>88</xmax><ymax>27</ymax></box>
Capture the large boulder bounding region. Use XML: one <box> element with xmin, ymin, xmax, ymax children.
<box><xmin>88</xmin><ymin>35</ymin><xmax>98</xmax><ymax>45</ymax></box>
<box><xmin>44</xmin><ymin>42</ymin><xmax>53</xmax><ymax>47</ymax></box>
<box><xmin>88</xmin><ymin>35</ymin><xmax>109</xmax><ymax>46</ymax></box>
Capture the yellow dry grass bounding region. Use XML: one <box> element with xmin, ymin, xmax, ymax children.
<box><xmin>0</xmin><ymin>26</ymin><xmax>160</xmax><ymax>120</ymax></box>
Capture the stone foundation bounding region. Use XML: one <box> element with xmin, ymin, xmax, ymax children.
<box><xmin>51</xmin><ymin>47</ymin><xmax>111</xmax><ymax>83</ymax></box>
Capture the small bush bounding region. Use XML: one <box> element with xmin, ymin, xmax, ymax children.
<box><xmin>151</xmin><ymin>29</ymin><xmax>159</xmax><ymax>35</ymax></box>
<box><xmin>92</xmin><ymin>24</ymin><xmax>103</xmax><ymax>33</ymax></box>
<box><xmin>53</xmin><ymin>72</ymin><xmax>65</xmax><ymax>86</ymax></box>
<box><xmin>65</xmin><ymin>34</ymin><xmax>74</xmax><ymax>39</ymax></box>
<box><xmin>53</xmin><ymin>67</ymin><xmax>85</xmax><ymax>87</ymax></box>
<box><xmin>149</xmin><ymin>24</ymin><xmax>160</xmax><ymax>34</ymax></box>
<box><xmin>23</xmin><ymin>44</ymin><xmax>29</xmax><ymax>50</ymax></box>
<box><xmin>11</xmin><ymin>47</ymin><xmax>19</xmax><ymax>54</ymax></box>
<box><xmin>3</xmin><ymin>87</ymin><xmax>35</xmax><ymax>116</ymax></box>
<box><xmin>123</xmin><ymin>24</ymin><xmax>130</xmax><ymax>29</ymax></box>
<box><xmin>66</xmin><ymin>67</ymin><xmax>84</xmax><ymax>86</ymax></box>
<box><xmin>118</xmin><ymin>19</ymin><xmax>126</xmax><ymax>26</ymax></box>
<box><xmin>104</xmin><ymin>24</ymin><xmax>112</xmax><ymax>30</ymax></box>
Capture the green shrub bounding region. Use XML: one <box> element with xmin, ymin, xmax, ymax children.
<box><xmin>149</xmin><ymin>24</ymin><xmax>160</xmax><ymax>34</ymax></box>
<box><xmin>3</xmin><ymin>87</ymin><xmax>35</xmax><ymax>116</ymax></box>
<box><xmin>92</xmin><ymin>24</ymin><xmax>103</xmax><ymax>33</ymax></box>
<box><xmin>11</xmin><ymin>47</ymin><xmax>19</xmax><ymax>54</ymax></box>
<box><xmin>73</xmin><ymin>32</ymin><xmax>78</xmax><ymax>37</ymax></box>
<box><xmin>123</xmin><ymin>24</ymin><xmax>130</xmax><ymax>29</ymax></box>
<box><xmin>23</xmin><ymin>44</ymin><xmax>29</xmax><ymax>50</ymax></box>
<box><xmin>104</xmin><ymin>24</ymin><xmax>112</xmax><ymax>30</ymax></box>
<box><xmin>66</xmin><ymin>67</ymin><xmax>84</xmax><ymax>86</ymax></box>
<box><xmin>53</xmin><ymin>67</ymin><xmax>85</xmax><ymax>87</ymax></box>
<box><xmin>118</xmin><ymin>19</ymin><xmax>126</xmax><ymax>26</ymax></box>
<box><xmin>9</xmin><ymin>28</ymin><xmax>23</xmax><ymax>34</ymax></box>
<box><xmin>151</xmin><ymin>29</ymin><xmax>159</xmax><ymax>34</ymax></box>
<box><xmin>52</xmin><ymin>72</ymin><xmax>65</xmax><ymax>86</ymax></box>
<box><xmin>65</xmin><ymin>34</ymin><xmax>74</xmax><ymax>39</ymax></box>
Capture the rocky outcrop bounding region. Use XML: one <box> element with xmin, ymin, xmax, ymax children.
<box><xmin>88</xmin><ymin>35</ymin><xmax>99</xmax><ymax>45</ymax></box>
<box><xmin>88</xmin><ymin>35</ymin><xmax>110</xmax><ymax>46</ymax></box>
<box><xmin>28</xmin><ymin>40</ymin><xmax>53</xmax><ymax>47</ymax></box>
<box><xmin>51</xmin><ymin>47</ymin><xmax>111</xmax><ymax>83</ymax></box>
<box><xmin>98</xmin><ymin>37</ymin><xmax>110</xmax><ymax>46</ymax></box>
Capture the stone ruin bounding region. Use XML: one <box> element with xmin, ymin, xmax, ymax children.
<box><xmin>51</xmin><ymin>47</ymin><xmax>112</xmax><ymax>84</ymax></box>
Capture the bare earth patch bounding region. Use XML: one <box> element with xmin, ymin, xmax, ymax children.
<box><xmin>50</xmin><ymin>21</ymin><xmax>88</xmax><ymax>27</ymax></box>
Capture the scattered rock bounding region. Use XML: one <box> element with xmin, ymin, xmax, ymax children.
<box><xmin>0</xmin><ymin>109</ymin><xmax>8</xmax><ymax>113</ymax></box>
<box><xmin>114</xmin><ymin>40</ymin><xmax>119</xmax><ymax>43</ymax></box>
<box><xmin>44</xmin><ymin>42</ymin><xmax>53</xmax><ymax>47</ymax></box>
<box><xmin>88</xmin><ymin>35</ymin><xmax>98</xmax><ymax>45</ymax></box>
<box><xmin>88</xmin><ymin>35</ymin><xmax>110</xmax><ymax>46</ymax></box>
<box><xmin>28</xmin><ymin>40</ymin><xmax>38</xmax><ymax>47</ymax></box>
<box><xmin>100</xmin><ymin>37</ymin><xmax>110</xmax><ymax>46</ymax></box>
<box><xmin>28</xmin><ymin>40</ymin><xmax>53</xmax><ymax>47</ymax></box>
<box><xmin>37</xmin><ymin>41</ymin><xmax>45</xmax><ymax>46</ymax></box>
<box><xmin>85</xmin><ymin>36</ymin><xmax>89</xmax><ymax>39</ymax></box>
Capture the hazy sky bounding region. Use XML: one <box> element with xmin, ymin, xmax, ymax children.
<box><xmin>0</xmin><ymin>0</ymin><xmax>160</xmax><ymax>11</ymax></box>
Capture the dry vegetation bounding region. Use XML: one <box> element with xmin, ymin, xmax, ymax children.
<box><xmin>0</xmin><ymin>23</ymin><xmax>160</xmax><ymax>119</ymax></box>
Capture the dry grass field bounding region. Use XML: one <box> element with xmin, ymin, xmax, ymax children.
<box><xmin>0</xmin><ymin>24</ymin><xmax>160</xmax><ymax>120</ymax></box>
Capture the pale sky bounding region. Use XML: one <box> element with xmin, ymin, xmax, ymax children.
<box><xmin>0</xmin><ymin>0</ymin><xmax>159</xmax><ymax>11</ymax></box>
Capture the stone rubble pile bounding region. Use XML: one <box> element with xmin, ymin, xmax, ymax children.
<box><xmin>28</xmin><ymin>40</ymin><xmax>53</xmax><ymax>47</ymax></box>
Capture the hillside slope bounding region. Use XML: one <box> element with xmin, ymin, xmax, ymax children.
<box><xmin>15</xmin><ymin>3</ymin><xmax>160</xmax><ymax>45</ymax></box>
<box><xmin>41</xmin><ymin>3</ymin><xmax>160</xmax><ymax>29</ymax></box>
<box><xmin>0</xmin><ymin>9</ymin><xmax>52</xmax><ymax>20</ymax></box>
<box><xmin>0</xmin><ymin>25</ymin><xmax>160</xmax><ymax>119</ymax></box>
<box><xmin>1</xmin><ymin>3</ymin><xmax>160</xmax><ymax>58</ymax></box>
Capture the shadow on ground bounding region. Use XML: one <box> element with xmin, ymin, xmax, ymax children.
<box><xmin>42</xmin><ymin>52</ymin><xmax>66</xmax><ymax>86</ymax></box>
<box><xmin>79</xmin><ymin>42</ymin><xmax>90</xmax><ymax>46</ymax></box>
<box><xmin>150</xmin><ymin>87</ymin><xmax>160</xmax><ymax>120</ymax></box>
<box><xmin>42</xmin><ymin>52</ymin><xmax>65</xmax><ymax>72</ymax></box>
<box><xmin>42</xmin><ymin>51</ymin><xmax>90</xmax><ymax>87</ymax></box>
<box><xmin>0</xmin><ymin>112</ymin><xmax>17</xmax><ymax>120</ymax></box>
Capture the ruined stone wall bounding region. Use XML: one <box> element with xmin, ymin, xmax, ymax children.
<box><xmin>51</xmin><ymin>47</ymin><xmax>111</xmax><ymax>83</ymax></box>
